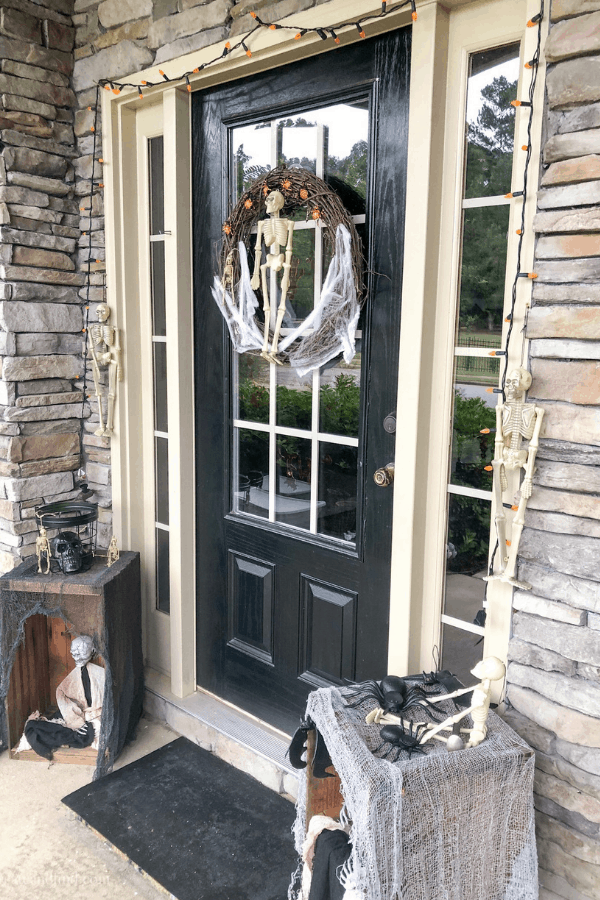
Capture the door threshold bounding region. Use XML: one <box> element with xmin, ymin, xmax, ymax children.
<box><xmin>143</xmin><ymin>668</ymin><xmax>298</xmax><ymax>801</ymax></box>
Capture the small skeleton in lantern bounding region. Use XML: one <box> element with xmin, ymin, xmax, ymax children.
<box><xmin>36</xmin><ymin>525</ymin><xmax>51</xmax><ymax>574</ymax></box>
<box><xmin>88</xmin><ymin>302</ymin><xmax>123</xmax><ymax>437</ymax></box>
<box><xmin>250</xmin><ymin>190</ymin><xmax>295</xmax><ymax>363</ymax></box>
<box><xmin>106</xmin><ymin>534</ymin><xmax>119</xmax><ymax>567</ymax></box>
<box><xmin>485</xmin><ymin>367</ymin><xmax>544</xmax><ymax>589</ymax></box>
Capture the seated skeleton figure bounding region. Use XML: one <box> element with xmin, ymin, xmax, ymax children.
<box><xmin>18</xmin><ymin>634</ymin><xmax>105</xmax><ymax>760</ymax></box>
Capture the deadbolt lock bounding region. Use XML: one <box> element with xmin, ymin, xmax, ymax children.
<box><xmin>373</xmin><ymin>463</ymin><xmax>395</xmax><ymax>487</ymax></box>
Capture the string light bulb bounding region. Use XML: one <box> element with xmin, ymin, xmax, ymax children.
<box><xmin>527</xmin><ymin>13</ymin><xmax>542</xmax><ymax>26</ymax></box>
<box><xmin>410</xmin><ymin>0</ymin><xmax>417</xmax><ymax>20</ymax></box>
<box><xmin>330</xmin><ymin>29</ymin><xmax>340</xmax><ymax>44</ymax></box>
<box><xmin>356</xmin><ymin>22</ymin><xmax>366</xmax><ymax>37</ymax></box>
<box><xmin>511</xmin><ymin>100</ymin><xmax>532</xmax><ymax>108</ymax></box>
<box><xmin>242</xmin><ymin>40</ymin><xmax>252</xmax><ymax>57</ymax></box>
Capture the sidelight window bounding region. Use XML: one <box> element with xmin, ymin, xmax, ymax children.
<box><xmin>148</xmin><ymin>135</ymin><xmax>170</xmax><ymax>614</ymax></box>
<box><xmin>440</xmin><ymin>44</ymin><xmax>520</xmax><ymax>683</ymax></box>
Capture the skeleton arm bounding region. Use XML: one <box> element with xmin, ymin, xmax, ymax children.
<box><xmin>114</xmin><ymin>327</ymin><xmax>123</xmax><ymax>381</ymax></box>
<box><xmin>521</xmin><ymin>407</ymin><xmax>544</xmax><ymax>499</ymax></box>
<box><xmin>280</xmin><ymin>220</ymin><xmax>295</xmax><ymax>295</ymax></box>
<box><xmin>250</xmin><ymin>222</ymin><xmax>264</xmax><ymax>290</ymax></box>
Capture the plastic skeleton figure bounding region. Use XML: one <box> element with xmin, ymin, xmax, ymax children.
<box><xmin>370</xmin><ymin>657</ymin><xmax>505</xmax><ymax>751</ymax></box>
<box><xmin>88</xmin><ymin>302</ymin><xmax>123</xmax><ymax>437</ymax></box>
<box><xmin>250</xmin><ymin>190</ymin><xmax>295</xmax><ymax>363</ymax></box>
<box><xmin>106</xmin><ymin>534</ymin><xmax>119</xmax><ymax>567</ymax></box>
<box><xmin>36</xmin><ymin>525</ymin><xmax>50</xmax><ymax>574</ymax></box>
<box><xmin>485</xmin><ymin>367</ymin><xmax>544</xmax><ymax>589</ymax></box>
<box><xmin>418</xmin><ymin>656</ymin><xmax>506</xmax><ymax>749</ymax></box>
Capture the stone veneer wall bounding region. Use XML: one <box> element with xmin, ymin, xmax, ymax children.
<box><xmin>0</xmin><ymin>0</ymin><xmax>95</xmax><ymax>572</ymax></box>
<box><xmin>502</xmin><ymin>2</ymin><xmax>600</xmax><ymax>899</ymax></box>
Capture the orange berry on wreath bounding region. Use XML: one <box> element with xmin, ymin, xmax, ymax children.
<box><xmin>262</xmin><ymin>183</ymin><xmax>270</xmax><ymax>196</ymax></box>
<box><xmin>299</xmin><ymin>188</ymin><xmax>309</xmax><ymax>200</ymax></box>
<box><xmin>281</xmin><ymin>179</ymin><xmax>292</xmax><ymax>191</ymax></box>
<box><xmin>311</xmin><ymin>208</ymin><xmax>321</xmax><ymax>220</ymax></box>
<box><xmin>244</xmin><ymin>198</ymin><xmax>253</xmax><ymax>209</ymax></box>
<box><xmin>222</xmin><ymin>222</ymin><xmax>231</xmax><ymax>234</ymax></box>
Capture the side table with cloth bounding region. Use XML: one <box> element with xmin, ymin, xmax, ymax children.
<box><xmin>292</xmin><ymin>686</ymin><xmax>538</xmax><ymax>900</ymax></box>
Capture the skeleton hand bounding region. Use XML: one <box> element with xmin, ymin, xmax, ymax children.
<box><xmin>500</xmin><ymin>470</ymin><xmax>508</xmax><ymax>492</ymax></box>
<box><xmin>117</xmin><ymin>366</ymin><xmax>123</xmax><ymax>381</ymax></box>
<box><xmin>250</xmin><ymin>274</ymin><xmax>260</xmax><ymax>291</ymax></box>
<box><xmin>521</xmin><ymin>477</ymin><xmax>533</xmax><ymax>499</ymax></box>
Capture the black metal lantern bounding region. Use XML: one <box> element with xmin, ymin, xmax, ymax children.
<box><xmin>35</xmin><ymin>500</ymin><xmax>98</xmax><ymax>574</ymax></box>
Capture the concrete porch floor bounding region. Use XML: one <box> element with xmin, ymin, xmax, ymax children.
<box><xmin>0</xmin><ymin>675</ymin><xmax>300</xmax><ymax>900</ymax></box>
<box><xmin>0</xmin><ymin>715</ymin><xmax>178</xmax><ymax>900</ymax></box>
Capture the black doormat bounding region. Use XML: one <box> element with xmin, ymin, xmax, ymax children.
<box><xmin>62</xmin><ymin>737</ymin><xmax>298</xmax><ymax>900</ymax></box>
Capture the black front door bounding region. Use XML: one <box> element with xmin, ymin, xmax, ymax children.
<box><xmin>193</xmin><ymin>29</ymin><xmax>411</xmax><ymax>734</ymax></box>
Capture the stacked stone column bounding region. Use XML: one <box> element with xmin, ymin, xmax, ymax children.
<box><xmin>0</xmin><ymin>0</ymin><xmax>92</xmax><ymax>571</ymax></box>
<box><xmin>504</xmin><ymin>2</ymin><xmax>600</xmax><ymax>899</ymax></box>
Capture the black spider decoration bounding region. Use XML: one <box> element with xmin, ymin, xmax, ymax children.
<box><xmin>374</xmin><ymin>722</ymin><xmax>429</xmax><ymax>761</ymax></box>
<box><xmin>343</xmin><ymin>674</ymin><xmax>446</xmax><ymax>721</ymax></box>
<box><xmin>287</xmin><ymin>716</ymin><xmax>335</xmax><ymax>778</ymax></box>
<box><xmin>410</xmin><ymin>669</ymin><xmax>473</xmax><ymax>709</ymax></box>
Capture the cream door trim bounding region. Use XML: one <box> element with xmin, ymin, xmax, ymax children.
<box><xmin>102</xmin><ymin>0</ymin><xmax>543</xmax><ymax>701</ymax></box>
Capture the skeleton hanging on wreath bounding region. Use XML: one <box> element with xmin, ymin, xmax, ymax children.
<box><xmin>88</xmin><ymin>302</ymin><xmax>123</xmax><ymax>437</ymax></box>
<box><xmin>250</xmin><ymin>190</ymin><xmax>295</xmax><ymax>363</ymax></box>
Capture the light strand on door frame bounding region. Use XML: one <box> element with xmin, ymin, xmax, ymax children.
<box><xmin>480</xmin><ymin>1</ymin><xmax>545</xmax><ymax>593</ymax></box>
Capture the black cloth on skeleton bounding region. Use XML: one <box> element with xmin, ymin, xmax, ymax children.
<box><xmin>308</xmin><ymin>829</ymin><xmax>351</xmax><ymax>900</ymax></box>
<box><xmin>81</xmin><ymin>663</ymin><xmax>92</xmax><ymax>706</ymax></box>
<box><xmin>24</xmin><ymin>719</ymin><xmax>94</xmax><ymax>761</ymax></box>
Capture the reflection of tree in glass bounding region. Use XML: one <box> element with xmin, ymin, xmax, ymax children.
<box><xmin>460</xmin><ymin>76</ymin><xmax>517</xmax><ymax>333</ymax></box>
<box><xmin>465</xmin><ymin>76</ymin><xmax>517</xmax><ymax>198</ymax></box>
<box><xmin>234</xmin><ymin>142</ymin><xmax>269</xmax><ymax>197</ymax></box>
<box><xmin>327</xmin><ymin>140</ymin><xmax>367</xmax><ymax>201</ymax></box>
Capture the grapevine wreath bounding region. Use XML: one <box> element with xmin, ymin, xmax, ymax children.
<box><xmin>212</xmin><ymin>165</ymin><xmax>365</xmax><ymax>376</ymax></box>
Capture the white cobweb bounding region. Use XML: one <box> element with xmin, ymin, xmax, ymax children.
<box><xmin>291</xmin><ymin>686</ymin><xmax>538</xmax><ymax>900</ymax></box>
<box><xmin>211</xmin><ymin>224</ymin><xmax>360</xmax><ymax>376</ymax></box>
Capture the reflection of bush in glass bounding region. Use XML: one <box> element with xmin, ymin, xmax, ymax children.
<box><xmin>447</xmin><ymin>494</ymin><xmax>492</xmax><ymax>575</ymax></box>
<box><xmin>320</xmin><ymin>374</ymin><xmax>360</xmax><ymax>436</ymax></box>
<box><xmin>452</xmin><ymin>390</ymin><xmax>495</xmax><ymax>490</ymax></box>
<box><xmin>448</xmin><ymin>391</ymin><xmax>496</xmax><ymax>573</ymax></box>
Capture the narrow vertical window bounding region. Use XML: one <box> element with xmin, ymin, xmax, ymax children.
<box><xmin>441</xmin><ymin>45</ymin><xmax>520</xmax><ymax>683</ymax></box>
<box><xmin>149</xmin><ymin>136</ymin><xmax>170</xmax><ymax>614</ymax></box>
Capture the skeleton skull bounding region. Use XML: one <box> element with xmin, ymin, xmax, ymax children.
<box><xmin>51</xmin><ymin>531</ymin><xmax>83</xmax><ymax>574</ymax></box>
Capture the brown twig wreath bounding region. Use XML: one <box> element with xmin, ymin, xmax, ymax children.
<box><xmin>215</xmin><ymin>165</ymin><xmax>364</xmax><ymax>373</ymax></box>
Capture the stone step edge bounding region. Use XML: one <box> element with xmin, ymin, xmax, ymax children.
<box><xmin>143</xmin><ymin>668</ymin><xmax>299</xmax><ymax>801</ymax></box>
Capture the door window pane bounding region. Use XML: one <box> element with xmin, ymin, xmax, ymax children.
<box><xmin>229</xmin><ymin>98</ymin><xmax>367</xmax><ymax>542</ymax></box>
<box><xmin>236</xmin><ymin>428</ymin><xmax>270</xmax><ymax>520</ymax></box>
<box><xmin>236</xmin><ymin>355</ymin><xmax>270</xmax><ymax>423</ymax></box>
<box><xmin>319</xmin><ymin>367</ymin><xmax>360</xmax><ymax>438</ymax></box>
<box><xmin>276</xmin><ymin>435</ymin><xmax>312</xmax><ymax>530</ymax></box>
<box><xmin>464</xmin><ymin>45</ymin><xmax>520</xmax><ymax>199</ymax></box>
<box><xmin>318</xmin><ymin>441</ymin><xmax>358</xmax><ymax>542</ymax></box>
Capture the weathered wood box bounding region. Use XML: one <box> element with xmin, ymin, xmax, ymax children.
<box><xmin>0</xmin><ymin>552</ymin><xmax>143</xmax><ymax>775</ymax></box>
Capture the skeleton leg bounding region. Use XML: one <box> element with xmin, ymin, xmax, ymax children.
<box><xmin>105</xmin><ymin>360</ymin><xmax>118</xmax><ymax>435</ymax></box>
<box><xmin>260</xmin><ymin>262</ymin><xmax>271</xmax><ymax>356</ymax></box>
<box><xmin>496</xmin><ymin>492</ymin><xmax>532</xmax><ymax>589</ymax></box>
<box><xmin>419</xmin><ymin>702</ymin><xmax>478</xmax><ymax>744</ymax></box>
<box><xmin>91</xmin><ymin>360</ymin><xmax>106</xmax><ymax>436</ymax></box>
<box><xmin>269</xmin><ymin>264</ymin><xmax>291</xmax><ymax>360</ymax></box>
